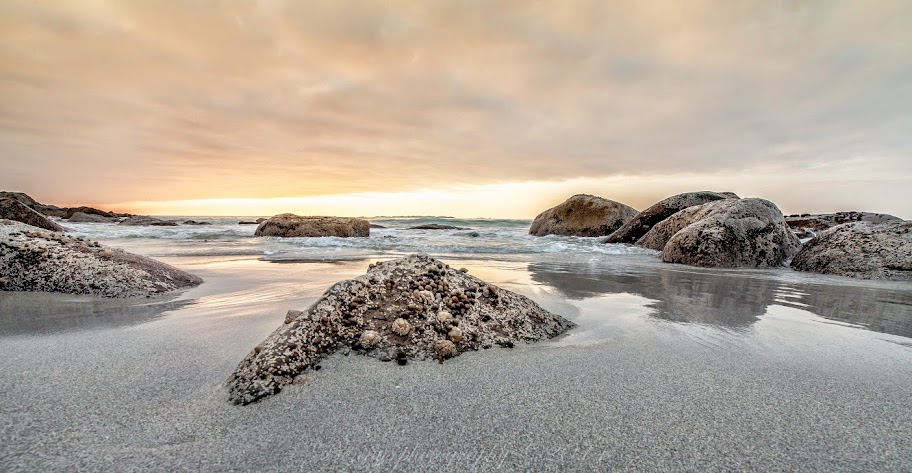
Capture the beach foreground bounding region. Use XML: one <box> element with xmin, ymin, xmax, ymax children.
<box><xmin>2</xmin><ymin>229</ymin><xmax>911</xmax><ymax>471</ymax></box>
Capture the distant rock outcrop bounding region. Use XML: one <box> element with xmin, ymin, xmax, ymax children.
<box><xmin>182</xmin><ymin>220</ymin><xmax>212</xmax><ymax>225</ymax></box>
<box><xmin>785</xmin><ymin>212</ymin><xmax>901</xmax><ymax>232</ymax></box>
<box><xmin>254</xmin><ymin>214</ymin><xmax>370</xmax><ymax>237</ymax></box>
<box><xmin>0</xmin><ymin>198</ymin><xmax>63</xmax><ymax>232</ymax></box>
<box><xmin>643</xmin><ymin>198</ymin><xmax>798</xmax><ymax>268</ymax></box>
<box><xmin>529</xmin><ymin>194</ymin><xmax>637</xmax><ymax>237</ymax></box>
<box><xmin>227</xmin><ymin>254</ymin><xmax>573</xmax><ymax>404</ymax></box>
<box><xmin>64</xmin><ymin>206</ymin><xmax>131</xmax><ymax>220</ymax></box>
<box><xmin>119</xmin><ymin>216</ymin><xmax>179</xmax><ymax>226</ymax></box>
<box><xmin>603</xmin><ymin>191</ymin><xmax>738</xmax><ymax>244</ymax></box>
<box><xmin>791</xmin><ymin>221</ymin><xmax>912</xmax><ymax>280</ymax></box>
<box><xmin>68</xmin><ymin>212</ymin><xmax>118</xmax><ymax>223</ymax></box>
<box><xmin>0</xmin><ymin>220</ymin><xmax>202</xmax><ymax>297</ymax></box>
<box><xmin>0</xmin><ymin>191</ymin><xmax>68</xmax><ymax>217</ymax></box>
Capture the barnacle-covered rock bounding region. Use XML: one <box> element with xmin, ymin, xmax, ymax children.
<box><xmin>0</xmin><ymin>220</ymin><xmax>202</xmax><ymax>297</ymax></box>
<box><xmin>227</xmin><ymin>254</ymin><xmax>574</xmax><ymax>405</ymax></box>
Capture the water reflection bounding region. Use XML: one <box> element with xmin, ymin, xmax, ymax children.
<box><xmin>527</xmin><ymin>261</ymin><xmax>912</xmax><ymax>338</ymax></box>
<box><xmin>0</xmin><ymin>292</ymin><xmax>195</xmax><ymax>336</ymax></box>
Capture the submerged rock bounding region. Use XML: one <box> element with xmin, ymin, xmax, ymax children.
<box><xmin>0</xmin><ymin>198</ymin><xmax>63</xmax><ymax>232</ymax></box>
<box><xmin>644</xmin><ymin>198</ymin><xmax>798</xmax><ymax>268</ymax></box>
<box><xmin>785</xmin><ymin>212</ymin><xmax>901</xmax><ymax>232</ymax></box>
<box><xmin>0</xmin><ymin>220</ymin><xmax>202</xmax><ymax>297</ymax></box>
<box><xmin>409</xmin><ymin>224</ymin><xmax>465</xmax><ymax>230</ymax></box>
<box><xmin>603</xmin><ymin>191</ymin><xmax>738</xmax><ymax>244</ymax></box>
<box><xmin>182</xmin><ymin>220</ymin><xmax>212</xmax><ymax>225</ymax></box>
<box><xmin>119</xmin><ymin>216</ymin><xmax>179</xmax><ymax>226</ymax></box>
<box><xmin>529</xmin><ymin>194</ymin><xmax>637</xmax><ymax>237</ymax></box>
<box><xmin>369</xmin><ymin>223</ymin><xmax>387</xmax><ymax>229</ymax></box>
<box><xmin>227</xmin><ymin>254</ymin><xmax>574</xmax><ymax>405</ymax></box>
<box><xmin>791</xmin><ymin>221</ymin><xmax>912</xmax><ymax>280</ymax></box>
<box><xmin>68</xmin><ymin>211</ymin><xmax>118</xmax><ymax>223</ymax></box>
<box><xmin>255</xmin><ymin>214</ymin><xmax>370</xmax><ymax>237</ymax></box>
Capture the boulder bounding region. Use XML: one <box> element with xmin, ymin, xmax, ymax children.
<box><xmin>785</xmin><ymin>212</ymin><xmax>901</xmax><ymax>232</ymax></box>
<box><xmin>182</xmin><ymin>220</ymin><xmax>212</xmax><ymax>225</ymax></box>
<box><xmin>0</xmin><ymin>198</ymin><xmax>63</xmax><ymax>232</ymax></box>
<box><xmin>64</xmin><ymin>206</ymin><xmax>131</xmax><ymax>219</ymax></box>
<box><xmin>254</xmin><ymin>214</ymin><xmax>370</xmax><ymax>237</ymax></box>
<box><xmin>0</xmin><ymin>220</ymin><xmax>202</xmax><ymax>297</ymax></box>
<box><xmin>239</xmin><ymin>221</ymin><xmax>258</xmax><ymax>225</ymax></box>
<box><xmin>68</xmin><ymin>211</ymin><xmax>118</xmax><ymax>223</ymax></box>
<box><xmin>642</xmin><ymin>198</ymin><xmax>798</xmax><ymax>268</ymax></box>
<box><xmin>791</xmin><ymin>221</ymin><xmax>912</xmax><ymax>280</ymax></box>
<box><xmin>603</xmin><ymin>191</ymin><xmax>738</xmax><ymax>244</ymax></box>
<box><xmin>529</xmin><ymin>194</ymin><xmax>637</xmax><ymax>237</ymax></box>
<box><xmin>119</xmin><ymin>216</ymin><xmax>179</xmax><ymax>226</ymax></box>
<box><xmin>369</xmin><ymin>224</ymin><xmax>387</xmax><ymax>229</ymax></box>
<box><xmin>0</xmin><ymin>191</ymin><xmax>67</xmax><ymax>217</ymax></box>
<box><xmin>409</xmin><ymin>224</ymin><xmax>465</xmax><ymax>230</ymax></box>
<box><xmin>227</xmin><ymin>254</ymin><xmax>574</xmax><ymax>404</ymax></box>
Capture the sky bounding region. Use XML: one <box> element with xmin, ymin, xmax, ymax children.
<box><xmin>1</xmin><ymin>0</ymin><xmax>910</xmax><ymax>218</ymax></box>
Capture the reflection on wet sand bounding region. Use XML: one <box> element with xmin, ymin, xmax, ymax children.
<box><xmin>527</xmin><ymin>261</ymin><xmax>912</xmax><ymax>337</ymax></box>
<box><xmin>0</xmin><ymin>292</ymin><xmax>195</xmax><ymax>336</ymax></box>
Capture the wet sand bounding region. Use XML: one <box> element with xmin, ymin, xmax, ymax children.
<box><xmin>1</xmin><ymin>255</ymin><xmax>911</xmax><ymax>471</ymax></box>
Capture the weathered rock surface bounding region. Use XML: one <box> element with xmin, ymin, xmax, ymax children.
<box><xmin>0</xmin><ymin>198</ymin><xmax>64</xmax><ymax>232</ymax></box>
<box><xmin>791</xmin><ymin>221</ymin><xmax>912</xmax><ymax>280</ymax></box>
<box><xmin>64</xmin><ymin>206</ymin><xmax>131</xmax><ymax>220</ymax></box>
<box><xmin>0</xmin><ymin>220</ymin><xmax>202</xmax><ymax>297</ymax></box>
<box><xmin>409</xmin><ymin>224</ymin><xmax>465</xmax><ymax>230</ymax></box>
<box><xmin>603</xmin><ymin>191</ymin><xmax>739</xmax><ymax>244</ymax></box>
<box><xmin>785</xmin><ymin>212</ymin><xmax>901</xmax><ymax>232</ymax></box>
<box><xmin>255</xmin><ymin>214</ymin><xmax>370</xmax><ymax>237</ymax></box>
<box><xmin>529</xmin><ymin>194</ymin><xmax>637</xmax><ymax>237</ymax></box>
<box><xmin>0</xmin><ymin>191</ymin><xmax>67</xmax><ymax>217</ymax></box>
<box><xmin>68</xmin><ymin>211</ymin><xmax>118</xmax><ymax>223</ymax></box>
<box><xmin>641</xmin><ymin>198</ymin><xmax>798</xmax><ymax>268</ymax></box>
<box><xmin>119</xmin><ymin>216</ymin><xmax>179</xmax><ymax>226</ymax></box>
<box><xmin>227</xmin><ymin>254</ymin><xmax>574</xmax><ymax>404</ymax></box>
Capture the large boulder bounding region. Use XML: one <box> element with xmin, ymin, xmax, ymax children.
<box><xmin>227</xmin><ymin>255</ymin><xmax>573</xmax><ymax>404</ymax></box>
<box><xmin>0</xmin><ymin>198</ymin><xmax>63</xmax><ymax>232</ymax></box>
<box><xmin>603</xmin><ymin>191</ymin><xmax>738</xmax><ymax>244</ymax></box>
<box><xmin>254</xmin><ymin>214</ymin><xmax>370</xmax><ymax>237</ymax></box>
<box><xmin>0</xmin><ymin>191</ymin><xmax>67</xmax><ymax>217</ymax></box>
<box><xmin>0</xmin><ymin>220</ymin><xmax>202</xmax><ymax>297</ymax></box>
<box><xmin>529</xmin><ymin>194</ymin><xmax>637</xmax><ymax>237</ymax></box>
<box><xmin>119</xmin><ymin>216</ymin><xmax>178</xmax><ymax>226</ymax></box>
<box><xmin>791</xmin><ymin>221</ymin><xmax>912</xmax><ymax>280</ymax></box>
<box><xmin>68</xmin><ymin>211</ymin><xmax>118</xmax><ymax>223</ymax></box>
<box><xmin>641</xmin><ymin>198</ymin><xmax>798</xmax><ymax>268</ymax></box>
<box><xmin>785</xmin><ymin>212</ymin><xmax>901</xmax><ymax>232</ymax></box>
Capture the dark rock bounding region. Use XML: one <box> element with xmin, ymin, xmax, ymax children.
<box><xmin>791</xmin><ymin>221</ymin><xmax>912</xmax><ymax>280</ymax></box>
<box><xmin>226</xmin><ymin>254</ymin><xmax>573</xmax><ymax>405</ymax></box>
<box><xmin>369</xmin><ymin>224</ymin><xmax>387</xmax><ymax>229</ymax></box>
<box><xmin>119</xmin><ymin>216</ymin><xmax>179</xmax><ymax>226</ymax></box>
<box><xmin>0</xmin><ymin>220</ymin><xmax>202</xmax><ymax>297</ymax></box>
<box><xmin>604</xmin><ymin>191</ymin><xmax>739</xmax><ymax>244</ymax></box>
<box><xmin>0</xmin><ymin>198</ymin><xmax>63</xmax><ymax>232</ymax></box>
<box><xmin>68</xmin><ymin>212</ymin><xmax>117</xmax><ymax>223</ymax></box>
<box><xmin>239</xmin><ymin>221</ymin><xmax>258</xmax><ymax>225</ymax></box>
<box><xmin>182</xmin><ymin>220</ymin><xmax>212</xmax><ymax>225</ymax></box>
<box><xmin>529</xmin><ymin>194</ymin><xmax>637</xmax><ymax>237</ymax></box>
<box><xmin>64</xmin><ymin>206</ymin><xmax>130</xmax><ymax>219</ymax></box>
<box><xmin>255</xmin><ymin>214</ymin><xmax>370</xmax><ymax>237</ymax></box>
<box><xmin>409</xmin><ymin>224</ymin><xmax>465</xmax><ymax>230</ymax></box>
<box><xmin>0</xmin><ymin>191</ymin><xmax>67</xmax><ymax>217</ymax></box>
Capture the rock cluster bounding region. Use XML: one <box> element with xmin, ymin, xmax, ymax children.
<box><xmin>785</xmin><ymin>212</ymin><xmax>900</xmax><ymax>232</ymax></box>
<box><xmin>648</xmin><ymin>198</ymin><xmax>799</xmax><ymax>268</ymax></box>
<box><xmin>227</xmin><ymin>254</ymin><xmax>573</xmax><ymax>405</ymax></box>
<box><xmin>64</xmin><ymin>206</ymin><xmax>131</xmax><ymax>220</ymax></box>
<box><xmin>529</xmin><ymin>194</ymin><xmax>637</xmax><ymax>237</ymax></box>
<box><xmin>68</xmin><ymin>212</ymin><xmax>117</xmax><ymax>223</ymax></box>
<box><xmin>791</xmin><ymin>221</ymin><xmax>912</xmax><ymax>280</ymax></box>
<box><xmin>603</xmin><ymin>191</ymin><xmax>738</xmax><ymax>244</ymax></box>
<box><xmin>255</xmin><ymin>214</ymin><xmax>370</xmax><ymax>237</ymax></box>
<box><xmin>0</xmin><ymin>198</ymin><xmax>63</xmax><ymax>232</ymax></box>
<box><xmin>0</xmin><ymin>220</ymin><xmax>202</xmax><ymax>297</ymax></box>
<box><xmin>0</xmin><ymin>191</ymin><xmax>68</xmax><ymax>217</ymax></box>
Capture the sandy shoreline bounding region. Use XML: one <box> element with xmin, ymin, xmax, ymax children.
<box><xmin>1</xmin><ymin>255</ymin><xmax>911</xmax><ymax>471</ymax></box>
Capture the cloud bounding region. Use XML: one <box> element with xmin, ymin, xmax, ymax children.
<box><xmin>0</xmin><ymin>0</ymin><xmax>910</xmax><ymax>216</ymax></box>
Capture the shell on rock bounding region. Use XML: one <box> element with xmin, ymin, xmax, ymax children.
<box><xmin>448</xmin><ymin>327</ymin><xmax>463</xmax><ymax>343</ymax></box>
<box><xmin>391</xmin><ymin>318</ymin><xmax>411</xmax><ymax>336</ymax></box>
<box><xmin>359</xmin><ymin>330</ymin><xmax>381</xmax><ymax>348</ymax></box>
<box><xmin>435</xmin><ymin>339</ymin><xmax>458</xmax><ymax>359</ymax></box>
<box><xmin>437</xmin><ymin>311</ymin><xmax>454</xmax><ymax>325</ymax></box>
